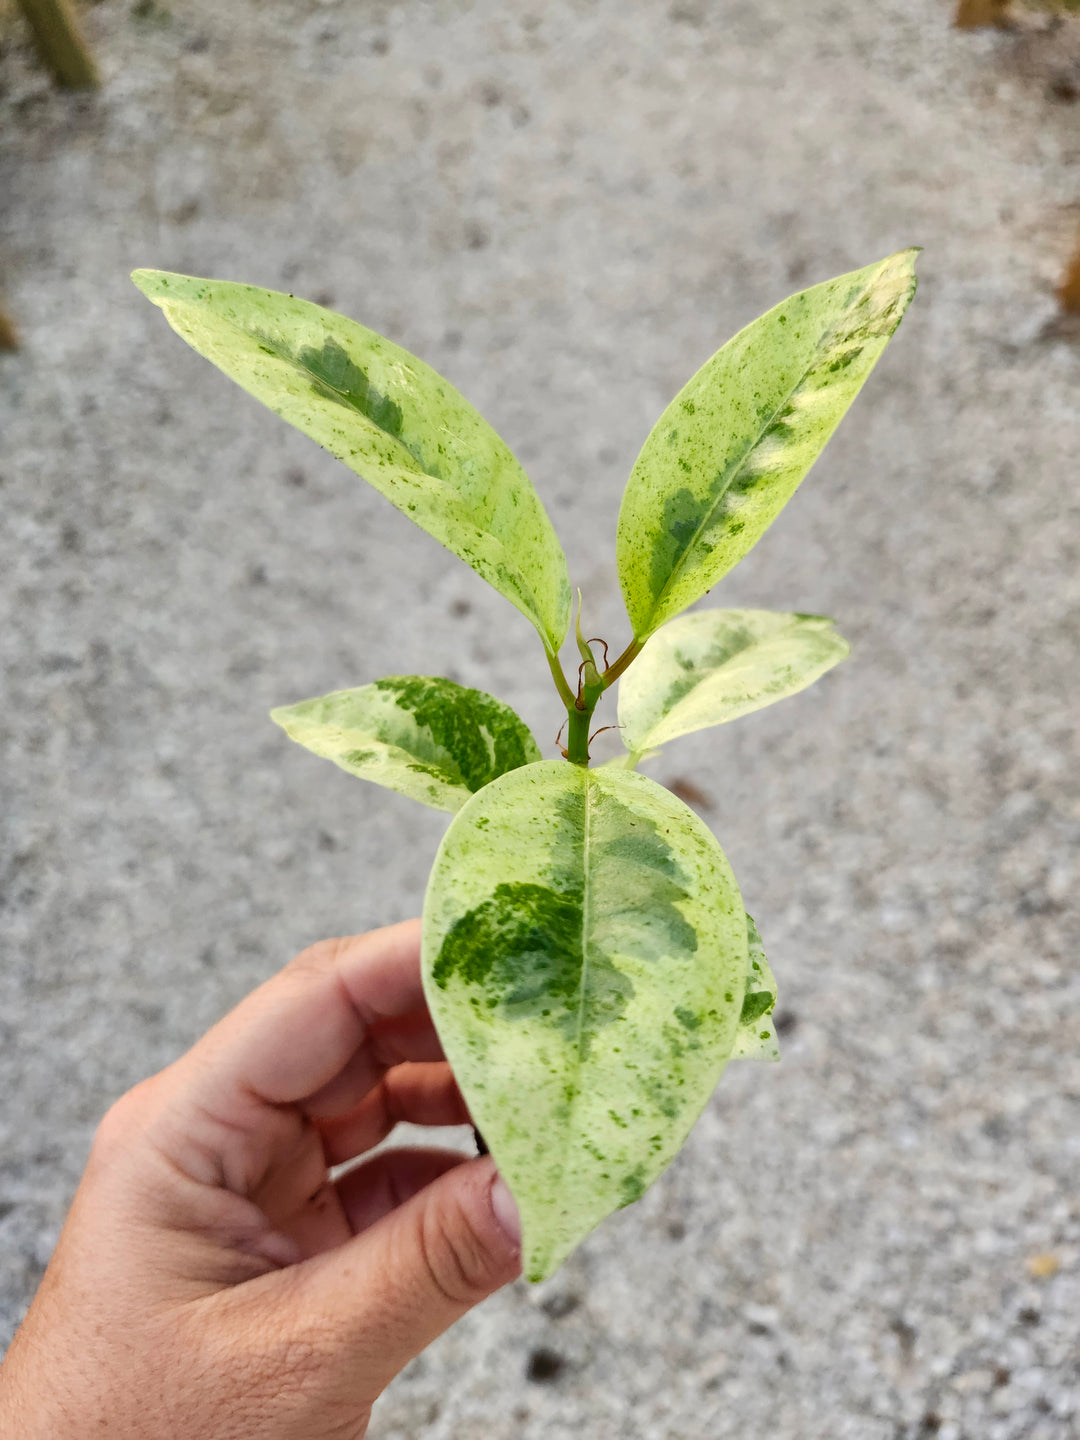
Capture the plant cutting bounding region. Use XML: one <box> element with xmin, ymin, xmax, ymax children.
<box><xmin>133</xmin><ymin>250</ymin><xmax>917</xmax><ymax>1281</ymax></box>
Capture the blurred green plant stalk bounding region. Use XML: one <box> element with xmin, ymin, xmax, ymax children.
<box><xmin>17</xmin><ymin>0</ymin><xmax>99</xmax><ymax>88</ymax></box>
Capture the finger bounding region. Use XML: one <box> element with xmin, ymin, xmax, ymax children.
<box><xmin>279</xmin><ymin>1179</ymin><xmax>354</xmax><ymax>1261</ymax></box>
<box><xmin>268</xmin><ymin>1157</ymin><xmax>521</xmax><ymax>1401</ymax></box>
<box><xmin>275</xmin><ymin>1143</ymin><xmax>470</xmax><ymax>1261</ymax></box>
<box><xmin>334</xmin><ymin>1147</ymin><xmax>466</xmax><ymax>1234</ymax></box>
<box><xmin>184</xmin><ymin>920</ymin><xmax>425</xmax><ymax>1104</ymax></box>
<box><xmin>316</xmin><ymin>1063</ymin><xmax>470</xmax><ymax>1165</ymax></box>
<box><xmin>301</xmin><ymin>1011</ymin><xmax>446</xmax><ymax>1124</ymax></box>
<box><xmin>148</xmin><ymin>921</ymin><xmax>435</xmax><ymax>1191</ymax></box>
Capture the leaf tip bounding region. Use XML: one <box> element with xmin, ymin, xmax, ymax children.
<box><xmin>881</xmin><ymin>246</ymin><xmax>921</xmax><ymax>274</ymax></box>
<box><xmin>523</xmin><ymin>1240</ymin><xmax>561</xmax><ymax>1285</ymax></box>
<box><xmin>880</xmin><ymin>246</ymin><xmax>921</xmax><ymax>304</ymax></box>
<box><xmin>130</xmin><ymin>268</ymin><xmax>173</xmax><ymax>302</ymax></box>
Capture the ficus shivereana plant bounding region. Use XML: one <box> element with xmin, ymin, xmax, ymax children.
<box><xmin>133</xmin><ymin>249</ymin><xmax>917</xmax><ymax>1281</ymax></box>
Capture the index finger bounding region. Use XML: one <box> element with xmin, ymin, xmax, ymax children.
<box><xmin>175</xmin><ymin>919</ymin><xmax>436</xmax><ymax>1112</ymax></box>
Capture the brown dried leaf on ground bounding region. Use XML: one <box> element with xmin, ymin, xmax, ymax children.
<box><xmin>954</xmin><ymin>0</ymin><xmax>1012</xmax><ymax>28</ymax></box>
<box><xmin>1057</xmin><ymin>240</ymin><xmax>1080</xmax><ymax>314</ymax></box>
<box><xmin>666</xmin><ymin>777</ymin><xmax>715</xmax><ymax>811</ymax></box>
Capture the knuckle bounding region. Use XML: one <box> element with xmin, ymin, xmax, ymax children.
<box><xmin>91</xmin><ymin>1077</ymin><xmax>157</xmax><ymax>1154</ymax></box>
<box><xmin>287</xmin><ymin>936</ymin><xmax>346</xmax><ymax>980</ymax></box>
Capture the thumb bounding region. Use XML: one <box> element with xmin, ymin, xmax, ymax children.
<box><xmin>285</xmin><ymin>1155</ymin><xmax>522</xmax><ymax>1398</ymax></box>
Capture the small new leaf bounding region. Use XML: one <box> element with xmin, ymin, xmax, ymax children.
<box><xmin>132</xmin><ymin>271</ymin><xmax>572</xmax><ymax>653</ymax></box>
<box><xmin>617</xmin><ymin>250</ymin><xmax>918</xmax><ymax>639</ymax></box>
<box><xmin>618</xmin><ymin>608</ymin><xmax>849</xmax><ymax>759</ymax></box>
<box><xmin>422</xmin><ymin>760</ymin><xmax>748</xmax><ymax>1281</ymax></box>
<box><xmin>271</xmin><ymin>677</ymin><xmax>541</xmax><ymax>813</ymax></box>
<box><xmin>730</xmin><ymin>915</ymin><xmax>779</xmax><ymax>1062</ymax></box>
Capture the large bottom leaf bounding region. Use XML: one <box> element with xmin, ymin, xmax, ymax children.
<box><xmin>421</xmin><ymin>760</ymin><xmax>748</xmax><ymax>1281</ymax></box>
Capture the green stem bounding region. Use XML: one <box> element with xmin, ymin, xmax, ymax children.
<box><xmin>552</xmin><ymin>615</ymin><xmax>642</xmax><ymax>765</ymax></box>
<box><xmin>565</xmin><ymin>686</ymin><xmax>601</xmax><ymax>766</ymax></box>
<box><xmin>17</xmin><ymin>0</ymin><xmax>100</xmax><ymax>88</ymax></box>
<box><xmin>545</xmin><ymin>647</ymin><xmax>576</xmax><ymax>709</ymax></box>
<box><xmin>600</xmin><ymin>637</ymin><xmax>644</xmax><ymax>689</ymax></box>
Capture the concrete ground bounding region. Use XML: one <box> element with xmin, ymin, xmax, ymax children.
<box><xmin>1</xmin><ymin>2</ymin><xmax>1078</xmax><ymax>1436</ymax></box>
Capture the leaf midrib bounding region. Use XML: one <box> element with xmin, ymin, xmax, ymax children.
<box><xmin>251</xmin><ymin>318</ymin><xmax>439</xmax><ymax>479</ymax></box>
<box><xmin>639</xmin><ymin>269</ymin><xmax>879</xmax><ymax>637</ymax></box>
<box><xmin>572</xmin><ymin>769</ymin><xmax>595</xmax><ymax>1067</ymax></box>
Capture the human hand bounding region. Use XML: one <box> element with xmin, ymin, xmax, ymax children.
<box><xmin>0</xmin><ymin>920</ymin><xmax>522</xmax><ymax>1439</ymax></box>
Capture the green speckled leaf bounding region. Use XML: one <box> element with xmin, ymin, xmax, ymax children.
<box><xmin>617</xmin><ymin>250</ymin><xmax>918</xmax><ymax>640</ymax></box>
<box><xmin>422</xmin><ymin>760</ymin><xmax>748</xmax><ymax>1280</ymax></box>
<box><xmin>618</xmin><ymin>608</ymin><xmax>849</xmax><ymax>759</ymax></box>
<box><xmin>271</xmin><ymin>676</ymin><xmax>541</xmax><ymax>813</ymax></box>
<box><xmin>730</xmin><ymin>915</ymin><xmax>779</xmax><ymax>1063</ymax></box>
<box><xmin>132</xmin><ymin>271</ymin><xmax>571</xmax><ymax>653</ymax></box>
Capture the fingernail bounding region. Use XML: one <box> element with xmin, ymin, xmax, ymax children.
<box><xmin>490</xmin><ymin>1174</ymin><xmax>521</xmax><ymax>1246</ymax></box>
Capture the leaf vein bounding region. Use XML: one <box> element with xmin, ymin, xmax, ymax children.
<box><xmin>573</xmin><ymin>772</ymin><xmax>595</xmax><ymax>1068</ymax></box>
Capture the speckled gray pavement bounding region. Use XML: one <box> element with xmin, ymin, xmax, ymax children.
<box><xmin>2</xmin><ymin>3</ymin><xmax>1078</xmax><ymax>1436</ymax></box>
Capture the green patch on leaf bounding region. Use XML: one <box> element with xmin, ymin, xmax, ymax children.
<box><xmin>739</xmin><ymin>990</ymin><xmax>774</xmax><ymax>1026</ymax></box>
<box><xmin>618</xmin><ymin>1165</ymin><xmax>648</xmax><ymax>1208</ymax></box>
<box><xmin>431</xmin><ymin>881</ymin><xmax>628</xmax><ymax>1042</ymax></box>
<box><xmin>372</xmin><ymin>676</ymin><xmax>537</xmax><ymax>795</ymax></box>
<box><xmin>297</xmin><ymin>337</ymin><xmax>405</xmax><ymax>437</ymax></box>
<box><xmin>729</xmin><ymin>914</ymin><xmax>780</xmax><ymax>1063</ymax></box>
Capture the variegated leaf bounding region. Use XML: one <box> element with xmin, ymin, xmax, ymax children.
<box><xmin>422</xmin><ymin>760</ymin><xmax>748</xmax><ymax>1281</ymax></box>
<box><xmin>617</xmin><ymin>250</ymin><xmax>918</xmax><ymax>639</ymax></box>
<box><xmin>271</xmin><ymin>677</ymin><xmax>541</xmax><ymax>813</ymax></box>
<box><xmin>730</xmin><ymin>915</ymin><xmax>779</xmax><ymax>1062</ymax></box>
<box><xmin>132</xmin><ymin>271</ymin><xmax>572</xmax><ymax>654</ymax></box>
<box><xmin>618</xmin><ymin>608</ymin><xmax>849</xmax><ymax>760</ymax></box>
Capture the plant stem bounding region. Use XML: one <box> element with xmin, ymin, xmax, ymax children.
<box><xmin>545</xmin><ymin>647</ymin><xmax>576</xmax><ymax>709</ymax></box>
<box><xmin>601</xmin><ymin>637</ymin><xmax>644</xmax><ymax>689</ymax></box>
<box><xmin>565</xmin><ymin>694</ymin><xmax>597</xmax><ymax>766</ymax></box>
<box><xmin>551</xmin><ymin>618</ymin><xmax>643</xmax><ymax>765</ymax></box>
<box><xmin>17</xmin><ymin>0</ymin><xmax>100</xmax><ymax>88</ymax></box>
